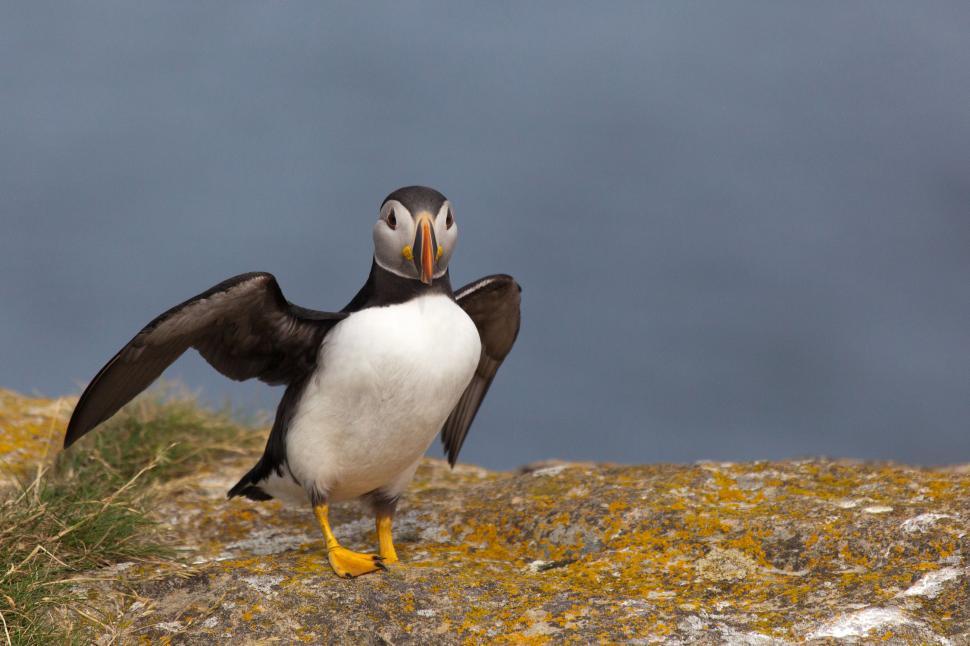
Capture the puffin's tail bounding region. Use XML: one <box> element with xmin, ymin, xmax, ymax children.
<box><xmin>227</xmin><ymin>464</ymin><xmax>274</xmax><ymax>501</ymax></box>
<box><xmin>228</xmin><ymin>377</ymin><xmax>306</xmax><ymax>503</ymax></box>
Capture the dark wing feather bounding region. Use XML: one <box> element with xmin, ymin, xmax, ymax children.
<box><xmin>441</xmin><ymin>274</ymin><xmax>521</xmax><ymax>466</ymax></box>
<box><xmin>64</xmin><ymin>272</ymin><xmax>345</xmax><ymax>447</ymax></box>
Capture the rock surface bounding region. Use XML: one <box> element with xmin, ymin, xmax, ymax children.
<box><xmin>2</xmin><ymin>390</ymin><xmax>969</xmax><ymax>643</ymax></box>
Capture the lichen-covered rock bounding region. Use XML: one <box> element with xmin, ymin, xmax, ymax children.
<box><xmin>2</xmin><ymin>391</ymin><xmax>968</xmax><ymax>643</ymax></box>
<box><xmin>0</xmin><ymin>389</ymin><xmax>72</xmax><ymax>482</ymax></box>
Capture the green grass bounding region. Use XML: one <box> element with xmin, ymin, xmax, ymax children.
<box><xmin>0</xmin><ymin>392</ymin><xmax>263</xmax><ymax>645</ymax></box>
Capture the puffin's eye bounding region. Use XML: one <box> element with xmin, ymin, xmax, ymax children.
<box><xmin>445</xmin><ymin>209</ymin><xmax>454</xmax><ymax>229</ymax></box>
<box><xmin>386</xmin><ymin>209</ymin><xmax>397</xmax><ymax>229</ymax></box>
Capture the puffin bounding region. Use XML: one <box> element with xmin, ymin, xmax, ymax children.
<box><xmin>63</xmin><ymin>186</ymin><xmax>521</xmax><ymax>578</ymax></box>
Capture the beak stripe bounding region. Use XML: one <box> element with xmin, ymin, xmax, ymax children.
<box><xmin>421</xmin><ymin>219</ymin><xmax>434</xmax><ymax>284</ymax></box>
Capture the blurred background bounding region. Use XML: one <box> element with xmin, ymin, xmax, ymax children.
<box><xmin>2</xmin><ymin>3</ymin><xmax>968</xmax><ymax>469</ymax></box>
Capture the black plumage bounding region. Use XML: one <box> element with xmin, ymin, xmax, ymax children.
<box><xmin>440</xmin><ymin>275</ymin><xmax>521</xmax><ymax>466</ymax></box>
<box><xmin>64</xmin><ymin>272</ymin><xmax>346</xmax><ymax>448</ymax></box>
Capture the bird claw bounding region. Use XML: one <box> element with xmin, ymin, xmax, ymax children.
<box><xmin>327</xmin><ymin>546</ymin><xmax>387</xmax><ymax>578</ymax></box>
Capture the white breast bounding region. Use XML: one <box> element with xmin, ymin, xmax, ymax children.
<box><xmin>272</xmin><ymin>294</ymin><xmax>481</xmax><ymax>504</ymax></box>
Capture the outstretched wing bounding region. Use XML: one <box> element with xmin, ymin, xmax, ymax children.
<box><xmin>64</xmin><ymin>272</ymin><xmax>346</xmax><ymax>447</ymax></box>
<box><xmin>441</xmin><ymin>274</ymin><xmax>521</xmax><ymax>466</ymax></box>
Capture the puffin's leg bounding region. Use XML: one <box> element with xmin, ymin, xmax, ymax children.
<box><xmin>312</xmin><ymin>503</ymin><xmax>386</xmax><ymax>578</ymax></box>
<box><xmin>374</xmin><ymin>498</ymin><xmax>399</xmax><ymax>564</ymax></box>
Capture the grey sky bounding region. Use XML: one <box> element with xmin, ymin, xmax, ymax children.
<box><xmin>2</xmin><ymin>2</ymin><xmax>968</xmax><ymax>469</ymax></box>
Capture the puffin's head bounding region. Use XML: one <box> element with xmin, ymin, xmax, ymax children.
<box><xmin>373</xmin><ymin>186</ymin><xmax>456</xmax><ymax>284</ymax></box>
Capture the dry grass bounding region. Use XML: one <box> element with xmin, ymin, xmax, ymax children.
<box><xmin>0</xmin><ymin>392</ymin><xmax>263</xmax><ymax>645</ymax></box>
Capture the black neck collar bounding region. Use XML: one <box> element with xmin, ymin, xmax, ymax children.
<box><xmin>342</xmin><ymin>260</ymin><xmax>454</xmax><ymax>312</ymax></box>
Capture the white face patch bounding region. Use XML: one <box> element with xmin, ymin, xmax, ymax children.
<box><xmin>373</xmin><ymin>199</ymin><xmax>457</xmax><ymax>280</ymax></box>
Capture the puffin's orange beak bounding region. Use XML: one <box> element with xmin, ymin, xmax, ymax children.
<box><xmin>420</xmin><ymin>218</ymin><xmax>434</xmax><ymax>284</ymax></box>
<box><xmin>412</xmin><ymin>213</ymin><xmax>437</xmax><ymax>284</ymax></box>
